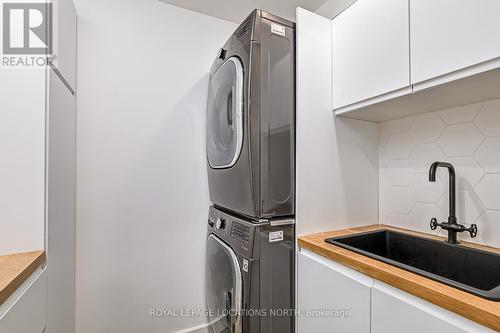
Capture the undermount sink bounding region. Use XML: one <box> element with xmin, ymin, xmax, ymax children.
<box><xmin>325</xmin><ymin>230</ymin><xmax>500</xmax><ymax>301</ymax></box>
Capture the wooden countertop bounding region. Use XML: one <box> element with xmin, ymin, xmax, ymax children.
<box><xmin>0</xmin><ymin>250</ymin><xmax>45</xmax><ymax>305</ymax></box>
<box><xmin>298</xmin><ymin>225</ymin><xmax>500</xmax><ymax>332</ymax></box>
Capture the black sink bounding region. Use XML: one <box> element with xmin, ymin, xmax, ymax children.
<box><xmin>325</xmin><ymin>230</ymin><xmax>500</xmax><ymax>301</ymax></box>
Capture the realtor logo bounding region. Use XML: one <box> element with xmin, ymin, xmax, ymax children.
<box><xmin>2</xmin><ymin>2</ymin><xmax>52</xmax><ymax>54</ymax></box>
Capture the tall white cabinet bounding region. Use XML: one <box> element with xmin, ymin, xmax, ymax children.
<box><xmin>46</xmin><ymin>1</ymin><xmax>77</xmax><ymax>332</ymax></box>
<box><xmin>0</xmin><ymin>0</ymin><xmax>77</xmax><ymax>331</ymax></box>
<box><xmin>46</xmin><ymin>67</ymin><xmax>76</xmax><ymax>333</ymax></box>
<box><xmin>0</xmin><ymin>0</ymin><xmax>75</xmax><ymax>331</ymax></box>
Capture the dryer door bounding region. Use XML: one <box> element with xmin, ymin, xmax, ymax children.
<box><xmin>207</xmin><ymin>57</ymin><xmax>244</xmax><ymax>169</ymax></box>
<box><xmin>206</xmin><ymin>234</ymin><xmax>242</xmax><ymax>333</ymax></box>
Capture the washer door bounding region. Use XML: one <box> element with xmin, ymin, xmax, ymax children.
<box><xmin>206</xmin><ymin>234</ymin><xmax>242</xmax><ymax>333</ymax></box>
<box><xmin>206</xmin><ymin>57</ymin><xmax>244</xmax><ymax>169</ymax></box>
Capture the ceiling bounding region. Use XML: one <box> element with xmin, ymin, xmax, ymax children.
<box><xmin>158</xmin><ymin>0</ymin><xmax>355</xmax><ymax>23</ymax></box>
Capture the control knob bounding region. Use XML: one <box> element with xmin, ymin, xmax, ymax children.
<box><xmin>216</xmin><ymin>218</ymin><xmax>226</xmax><ymax>230</ymax></box>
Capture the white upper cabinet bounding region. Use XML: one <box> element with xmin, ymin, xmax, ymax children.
<box><xmin>332</xmin><ymin>0</ymin><xmax>410</xmax><ymax>110</ymax></box>
<box><xmin>411</xmin><ymin>0</ymin><xmax>500</xmax><ymax>85</ymax></box>
<box><xmin>332</xmin><ymin>0</ymin><xmax>500</xmax><ymax>121</ymax></box>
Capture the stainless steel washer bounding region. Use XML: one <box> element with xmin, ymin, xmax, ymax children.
<box><xmin>205</xmin><ymin>206</ymin><xmax>295</xmax><ymax>333</ymax></box>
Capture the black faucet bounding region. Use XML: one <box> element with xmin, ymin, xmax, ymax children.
<box><xmin>428</xmin><ymin>162</ymin><xmax>477</xmax><ymax>244</ymax></box>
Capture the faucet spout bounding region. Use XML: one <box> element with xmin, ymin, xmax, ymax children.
<box><xmin>429</xmin><ymin>161</ymin><xmax>439</xmax><ymax>182</ymax></box>
<box><xmin>429</xmin><ymin>161</ymin><xmax>456</xmax><ymax>219</ymax></box>
<box><xmin>428</xmin><ymin>162</ymin><xmax>477</xmax><ymax>244</ymax></box>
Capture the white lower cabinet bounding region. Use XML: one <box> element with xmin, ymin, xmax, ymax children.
<box><xmin>297</xmin><ymin>249</ymin><xmax>373</xmax><ymax>333</ymax></box>
<box><xmin>371</xmin><ymin>282</ymin><xmax>495</xmax><ymax>333</ymax></box>
<box><xmin>298</xmin><ymin>249</ymin><xmax>495</xmax><ymax>333</ymax></box>
<box><xmin>0</xmin><ymin>267</ymin><xmax>47</xmax><ymax>333</ymax></box>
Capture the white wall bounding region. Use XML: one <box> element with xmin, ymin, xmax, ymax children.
<box><xmin>380</xmin><ymin>98</ymin><xmax>500</xmax><ymax>247</ymax></box>
<box><xmin>74</xmin><ymin>0</ymin><xmax>236</xmax><ymax>332</ymax></box>
<box><xmin>0</xmin><ymin>68</ymin><xmax>46</xmax><ymax>255</ymax></box>
<box><xmin>296</xmin><ymin>8</ymin><xmax>378</xmax><ymax>236</ymax></box>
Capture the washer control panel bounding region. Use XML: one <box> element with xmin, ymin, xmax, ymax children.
<box><xmin>231</xmin><ymin>222</ymin><xmax>250</xmax><ymax>244</ymax></box>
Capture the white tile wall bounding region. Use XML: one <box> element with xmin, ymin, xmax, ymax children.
<box><xmin>379</xmin><ymin>98</ymin><xmax>500</xmax><ymax>247</ymax></box>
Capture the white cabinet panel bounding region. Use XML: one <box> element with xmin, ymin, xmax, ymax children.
<box><xmin>372</xmin><ymin>282</ymin><xmax>495</xmax><ymax>333</ymax></box>
<box><xmin>53</xmin><ymin>0</ymin><xmax>77</xmax><ymax>89</ymax></box>
<box><xmin>411</xmin><ymin>0</ymin><xmax>500</xmax><ymax>84</ymax></box>
<box><xmin>332</xmin><ymin>0</ymin><xmax>410</xmax><ymax>109</ymax></box>
<box><xmin>297</xmin><ymin>249</ymin><xmax>373</xmax><ymax>333</ymax></box>
<box><xmin>0</xmin><ymin>268</ymin><xmax>47</xmax><ymax>333</ymax></box>
<box><xmin>296</xmin><ymin>7</ymin><xmax>378</xmax><ymax>235</ymax></box>
<box><xmin>46</xmin><ymin>69</ymin><xmax>76</xmax><ymax>333</ymax></box>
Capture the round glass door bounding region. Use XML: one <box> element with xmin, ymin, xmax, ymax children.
<box><xmin>206</xmin><ymin>234</ymin><xmax>242</xmax><ymax>333</ymax></box>
<box><xmin>206</xmin><ymin>57</ymin><xmax>244</xmax><ymax>169</ymax></box>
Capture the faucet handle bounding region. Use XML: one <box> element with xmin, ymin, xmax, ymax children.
<box><xmin>430</xmin><ymin>218</ymin><xmax>439</xmax><ymax>230</ymax></box>
<box><xmin>466</xmin><ymin>224</ymin><xmax>478</xmax><ymax>238</ymax></box>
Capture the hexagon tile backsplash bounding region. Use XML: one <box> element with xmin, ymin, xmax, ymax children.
<box><xmin>379</xmin><ymin>98</ymin><xmax>500</xmax><ymax>248</ymax></box>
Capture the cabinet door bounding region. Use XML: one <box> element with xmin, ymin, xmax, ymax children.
<box><xmin>372</xmin><ymin>282</ymin><xmax>495</xmax><ymax>333</ymax></box>
<box><xmin>411</xmin><ymin>0</ymin><xmax>500</xmax><ymax>84</ymax></box>
<box><xmin>297</xmin><ymin>249</ymin><xmax>373</xmax><ymax>333</ymax></box>
<box><xmin>332</xmin><ymin>0</ymin><xmax>410</xmax><ymax>109</ymax></box>
<box><xmin>0</xmin><ymin>268</ymin><xmax>47</xmax><ymax>333</ymax></box>
<box><xmin>46</xmin><ymin>68</ymin><xmax>76</xmax><ymax>333</ymax></box>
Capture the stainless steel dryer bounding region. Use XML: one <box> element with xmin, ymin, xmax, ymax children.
<box><xmin>206</xmin><ymin>10</ymin><xmax>295</xmax><ymax>219</ymax></box>
<box><xmin>205</xmin><ymin>206</ymin><xmax>295</xmax><ymax>333</ymax></box>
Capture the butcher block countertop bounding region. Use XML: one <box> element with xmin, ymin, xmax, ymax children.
<box><xmin>298</xmin><ymin>225</ymin><xmax>500</xmax><ymax>332</ymax></box>
<box><xmin>0</xmin><ymin>250</ymin><xmax>45</xmax><ymax>305</ymax></box>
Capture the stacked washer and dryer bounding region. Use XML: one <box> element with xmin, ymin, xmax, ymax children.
<box><xmin>205</xmin><ymin>9</ymin><xmax>296</xmax><ymax>333</ymax></box>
